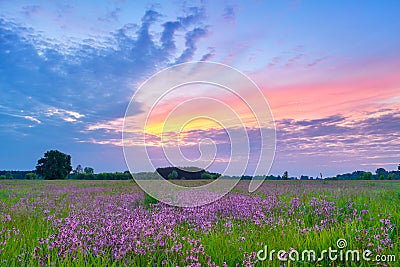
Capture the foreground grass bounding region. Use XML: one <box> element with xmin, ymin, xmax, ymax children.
<box><xmin>0</xmin><ymin>180</ymin><xmax>399</xmax><ymax>266</ymax></box>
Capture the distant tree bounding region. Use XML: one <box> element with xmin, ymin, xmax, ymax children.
<box><xmin>282</xmin><ymin>171</ymin><xmax>289</xmax><ymax>180</ymax></box>
<box><xmin>133</xmin><ymin>172</ymin><xmax>158</xmax><ymax>180</ymax></box>
<box><xmin>74</xmin><ymin>164</ymin><xmax>83</xmax><ymax>174</ymax></box>
<box><xmin>376</xmin><ymin>168</ymin><xmax>388</xmax><ymax>179</ymax></box>
<box><xmin>362</xmin><ymin>172</ymin><xmax>372</xmax><ymax>180</ymax></box>
<box><xmin>36</xmin><ymin>150</ymin><xmax>72</xmax><ymax>180</ymax></box>
<box><xmin>213</xmin><ymin>173</ymin><xmax>221</xmax><ymax>179</ymax></box>
<box><xmin>391</xmin><ymin>171</ymin><xmax>400</xmax><ymax>180</ymax></box>
<box><xmin>201</xmin><ymin>173</ymin><xmax>213</xmax><ymax>179</ymax></box>
<box><xmin>398</xmin><ymin>164</ymin><xmax>400</xmax><ymax>171</ymax></box>
<box><xmin>0</xmin><ymin>175</ymin><xmax>6</xmax><ymax>180</ymax></box>
<box><xmin>84</xmin><ymin>167</ymin><xmax>94</xmax><ymax>174</ymax></box>
<box><xmin>167</xmin><ymin>170</ymin><xmax>178</xmax><ymax>180</ymax></box>
<box><xmin>25</xmin><ymin>173</ymin><xmax>39</xmax><ymax>180</ymax></box>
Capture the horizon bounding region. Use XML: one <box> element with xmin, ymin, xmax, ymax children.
<box><xmin>1</xmin><ymin>163</ymin><xmax>398</xmax><ymax>179</ymax></box>
<box><xmin>1</xmin><ymin>1</ymin><xmax>399</xmax><ymax>177</ymax></box>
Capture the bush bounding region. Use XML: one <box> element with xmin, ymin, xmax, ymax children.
<box><xmin>84</xmin><ymin>167</ymin><xmax>94</xmax><ymax>174</ymax></box>
<box><xmin>144</xmin><ymin>193</ymin><xmax>159</xmax><ymax>208</ymax></box>
<box><xmin>362</xmin><ymin>172</ymin><xmax>372</xmax><ymax>180</ymax></box>
<box><xmin>167</xmin><ymin>170</ymin><xmax>178</xmax><ymax>180</ymax></box>
<box><xmin>0</xmin><ymin>175</ymin><xmax>6</xmax><ymax>180</ymax></box>
<box><xmin>25</xmin><ymin>173</ymin><xmax>39</xmax><ymax>180</ymax></box>
<box><xmin>201</xmin><ymin>173</ymin><xmax>213</xmax><ymax>179</ymax></box>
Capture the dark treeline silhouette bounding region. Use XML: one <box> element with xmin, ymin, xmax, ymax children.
<box><xmin>3</xmin><ymin>150</ymin><xmax>397</xmax><ymax>180</ymax></box>
<box><xmin>0</xmin><ymin>170</ymin><xmax>33</xmax><ymax>180</ymax></box>
<box><xmin>239</xmin><ymin>168</ymin><xmax>400</xmax><ymax>181</ymax></box>
<box><xmin>327</xmin><ymin>169</ymin><xmax>400</xmax><ymax>180</ymax></box>
<box><xmin>69</xmin><ymin>171</ymin><xmax>133</xmax><ymax>180</ymax></box>
<box><xmin>156</xmin><ymin>166</ymin><xmax>221</xmax><ymax>180</ymax></box>
<box><xmin>1</xmin><ymin>166</ymin><xmax>399</xmax><ymax>181</ymax></box>
<box><xmin>0</xmin><ymin>170</ymin><xmax>133</xmax><ymax>180</ymax></box>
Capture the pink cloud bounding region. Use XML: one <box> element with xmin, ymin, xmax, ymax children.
<box><xmin>253</xmin><ymin>56</ymin><xmax>400</xmax><ymax>120</ymax></box>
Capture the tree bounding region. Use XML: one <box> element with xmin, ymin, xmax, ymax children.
<box><xmin>25</xmin><ymin>173</ymin><xmax>39</xmax><ymax>180</ymax></box>
<box><xmin>74</xmin><ymin>164</ymin><xmax>83</xmax><ymax>174</ymax></box>
<box><xmin>167</xmin><ymin>170</ymin><xmax>178</xmax><ymax>179</ymax></box>
<box><xmin>201</xmin><ymin>173</ymin><xmax>213</xmax><ymax>179</ymax></box>
<box><xmin>282</xmin><ymin>171</ymin><xmax>289</xmax><ymax>180</ymax></box>
<box><xmin>300</xmin><ymin>175</ymin><xmax>309</xmax><ymax>180</ymax></box>
<box><xmin>213</xmin><ymin>173</ymin><xmax>221</xmax><ymax>179</ymax></box>
<box><xmin>376</xmin><ymin>168</ymin><xmax>387</xmax><ymax>180</ymax></box>
<box><xmin>398</xmin><ymin>164</ymin><xmax>400</xmax><ymax>171</ymax></box>
<box><xmin>362</xmin><ymin>172</ymin><xmax>372</xmax><ymax>180</ymax></box>
<box><xmin>84</xmin><ymin>167</ymin><xmax>94</xmax><ymax>174</ymax></box>
<box><xmin>36</xmin><ymin>150</ymin><xmax>72</xmax><ymax>180</ymax></box>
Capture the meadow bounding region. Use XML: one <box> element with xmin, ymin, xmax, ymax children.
<box><xmin>0</xmin><ymin>180</ymin><xmax>398</xmax><ymax>266</ymax></box>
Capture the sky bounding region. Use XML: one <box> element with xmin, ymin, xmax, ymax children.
<box><xmin>0</xmin><ymin>0</ymin><xmax>399</xmax><ymax>177</ymax></box>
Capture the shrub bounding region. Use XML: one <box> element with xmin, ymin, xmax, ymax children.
<box><xmin>144</xmin><ymin>193</ymin><xmax>159</xmax><ymax>208</ymax></box>
<box><xmin>201</xmin><ymin>173</ymin><xmax>213</xmax><ymax>179</ymax></box>
<box><xmin>25</xmin><ymin>173</ymin><xmax>39</xmax><ymax>180</ymax></box>
<box><xmin>167</xmin><ymin>170</ymin><xmax>178</xmax><ymax>179</ymax></box>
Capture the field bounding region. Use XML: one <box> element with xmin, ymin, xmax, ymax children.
<box><xmin>0</xmin><ymin>180</ymin><xmax>399</xmax><ymax>266</ymax></box>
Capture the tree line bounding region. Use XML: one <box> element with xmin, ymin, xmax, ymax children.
<box><xmin>0</xmin><ymin>150</ymin><xmax>399</xmax><ymax>180</ymax></box>
<box><xmin>0</xmin><ymin>150</ymin><xmax>132</xmax><ymax>180</ymax></box>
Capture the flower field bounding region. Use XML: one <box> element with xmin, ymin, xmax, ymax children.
<box><xmin>0</xmin><ymin>180</ymin><xmax>399</xmax><ymax>266</ymax></box>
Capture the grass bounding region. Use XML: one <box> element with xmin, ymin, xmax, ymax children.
<box><xmin>0</xmin><ymin>180</ymin><xmax>399</xmax><ymax>266</ymax></box>
<box><xmin>144</xmin><ymin>193</ymin><xmax>160</xmax><ymax>208</ymax></box>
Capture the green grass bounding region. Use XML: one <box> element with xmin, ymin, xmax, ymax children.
<box><xmin>0</xmin><ymin>180</ymin><xmax>399</xmax><ymax>266</ymax></box>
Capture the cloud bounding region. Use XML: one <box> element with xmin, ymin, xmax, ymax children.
<box><xmin>223</xmin><ymin>5</ymin><xmax>236</xmax><ymax>23</ymax></box>
<box><xmin>0</xmin><ymin>7</ymin><xmax>203</xmax><ymax>111</ymax></box>
<box><xmin>23</xmin><ymin>116</ymin><xmax>41</xmax><ymax>124</ymax></box>
<box><xmin>21</xmin><ymin>5</ymin><xmax>41</xmax><ymax>17</ymax></box>
<box><xmin>175</xmin><ymin>27</ymin><xmax>207</xmax><ymax>63</ymax></box>
<box><xmin>98</xmin><ymin>8</ymin><xmax>121</xmax><ymax>22</ymax></box>
<box><xmin>0</xmin><ymin>7</ymin><xmax>209</xmax><ymax>140</ymax></box>
<box><xmin>284</xmin><ymin>53</ymin><xmax>304</xmax><ymax>67</ymax></box>
<box><xmin>178</xmin><ymin>6</ymin><xmax>204</xmax><ymax>27</ymax></box>
<box><xmin>358</xmin><ymin>110</ymin><xmax>400</xmax><ymax>134</ymax></box>
<box><xmin>161</xmin><ymin>21</ymin><xmax>181</xmax><ymax>52</ymax></box>
<box><xmin>273</xmin><ymin>109</ymin><xmax>400</xmax><ymax>175</ymax></box>
<box><xmin>268</xmin><ymin>56</ymin><xmax>281</xmax><ymax>67</ymax></box>
<box><xmin>200</xmin><ymin>47</ymin><xmax>216</xmax><ymax>61</ymax></box>
<box><xmin>0</xmin><ymin>109</ymin><xmax>42</xmax><ymax>125</ymax></box>
<box><xmin>44</xmin><ymin>108</ymin><xmax>85</xmax><ymax>123</ymax></box>
<box><xmin>307</xmin><ymin>56</ymin><xmax>330</xmax><ymax>68</ymax></box>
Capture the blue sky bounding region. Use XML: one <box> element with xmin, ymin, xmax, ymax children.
<box><xmin>1</xmin><ymin>1</ymin><xmax>399</xmax><ymax>177</ymax></box>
